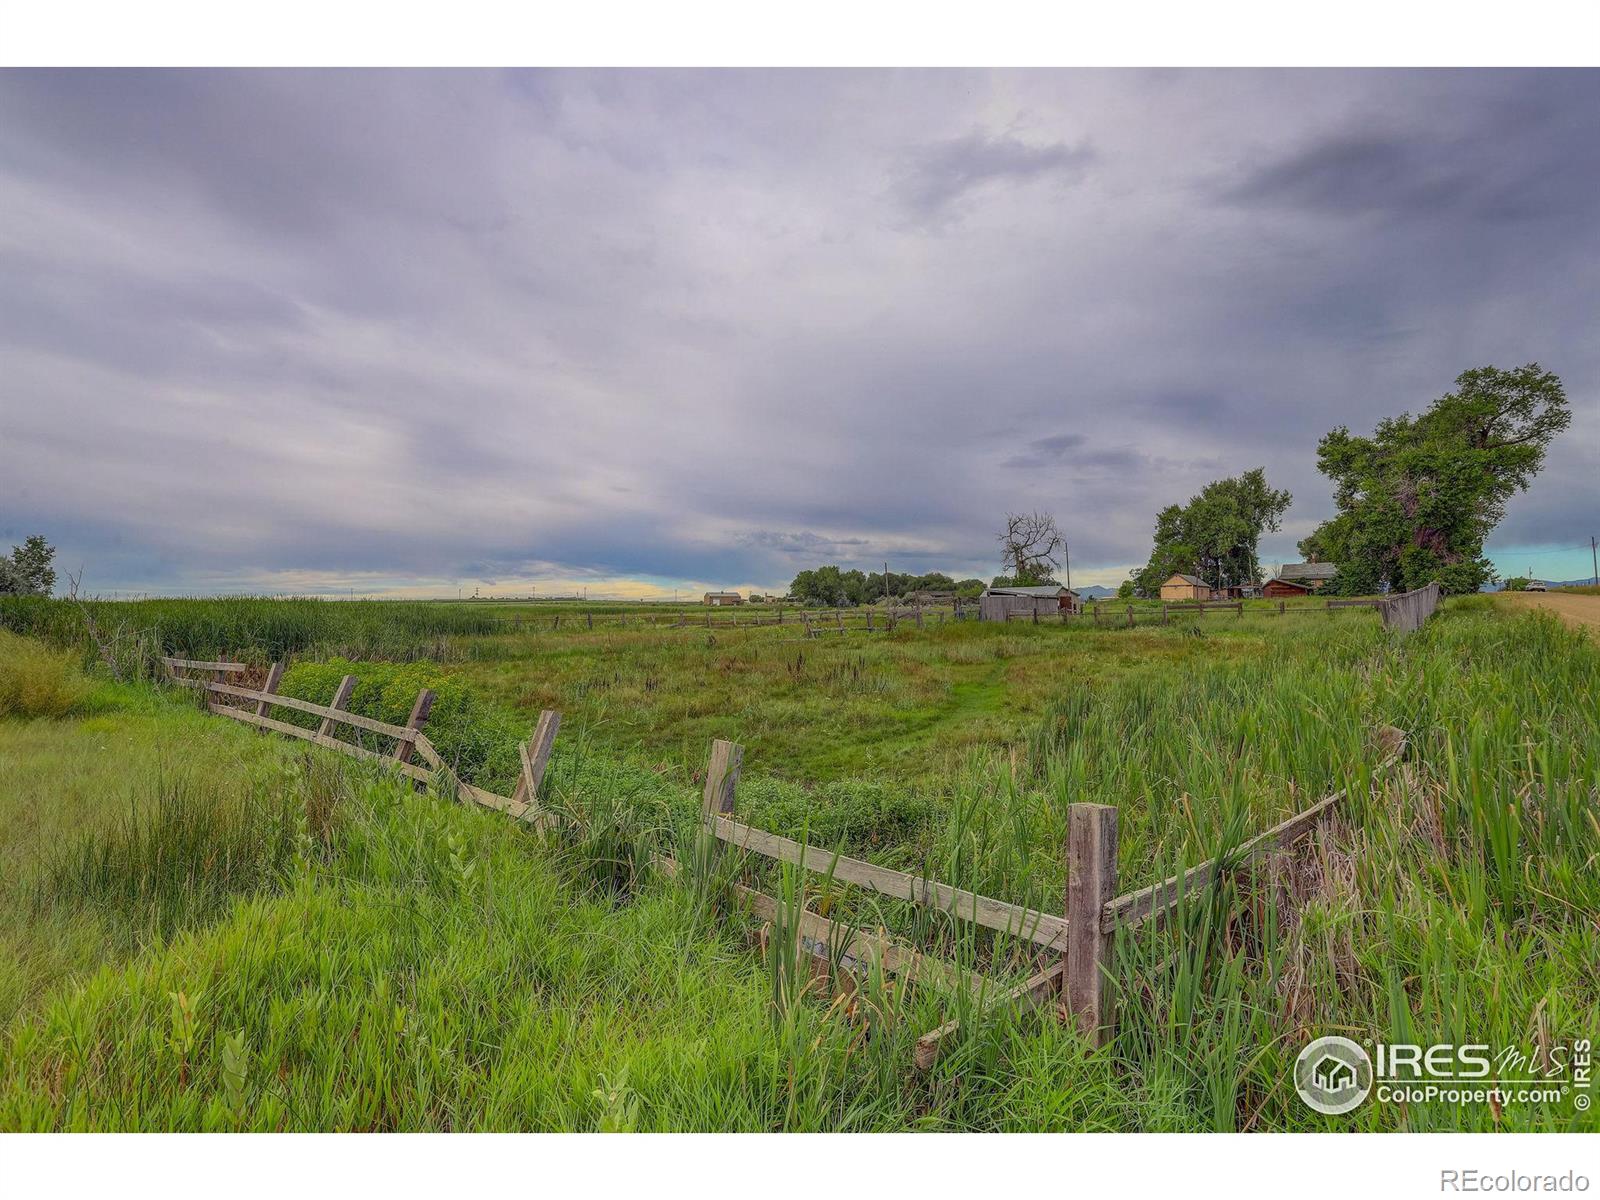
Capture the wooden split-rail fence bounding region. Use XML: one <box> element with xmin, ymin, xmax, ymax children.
<box><xmin>162</xmin><ymin>657</ymin><xmax>563</xmax><ymax>825</ymax></box>
<box><xmin>162</xmin><ymin>655</ymin><xmax>1406</xmax><ymax>1069</ymax></box>
<box><xmin>666</xmin><ymin>730</ymin><xmax>1403</xmax><ymax>1070</ymax></box>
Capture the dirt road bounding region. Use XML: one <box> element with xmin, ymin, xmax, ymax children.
<box><xmin>1497</xmin><ymin>591</ymin><xmax>1600</xmax><ymax>633</ymax></box>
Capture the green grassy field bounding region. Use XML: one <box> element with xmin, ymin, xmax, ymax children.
<box><xmin>0</xmin><ymin>597</ymin><xmax>1595</xmax><ymax>1131</ymax></box>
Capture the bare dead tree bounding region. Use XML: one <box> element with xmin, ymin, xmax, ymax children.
<box><xmin>998</xmin><ymin>511</ymin><xmax>1064</xmax><ymax>583</ymax></box>
<box><xmin>66</xmin><ymin>567</ymin><xmax>124</xmax><ymax>681</ymax></box>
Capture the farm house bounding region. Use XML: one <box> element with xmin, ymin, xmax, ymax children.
<box><xmin>978</xmin><ymin>584</ymin><xmax>1080</xmax><ymax>621</ymax></box>
<box><xmin>1159</xmin><ymin>573</ymin><xmax>1210</xmax><ymax>602</ymax></box>
<box><xmin>702</xmin><ymin>591</ymin><xmax>744</xmax><ymax>606</ymax></box>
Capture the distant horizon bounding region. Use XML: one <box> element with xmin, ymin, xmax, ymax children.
<box><xmin>54</xmin><ymin>540</ymin><xmax>1599</xmax><ymax>602</ymax></box>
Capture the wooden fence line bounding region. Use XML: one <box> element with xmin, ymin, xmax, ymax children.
<box><xmin>161</xmin><ymin>656</ymin><xmax>561</xmax><ymax>826</ymax></box>
<box><xmin>163</xmin><ymin>656</ymin><xmax>1410</xmax><ymax>1070</ymax></box>
<box><xmin>1378</xmin><ymin>581</ymin><xmax>1442</xmax><ymax>634</ymax></box>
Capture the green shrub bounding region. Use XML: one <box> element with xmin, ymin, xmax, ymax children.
<box><xmin>275</xmin><ymin>658</ymin><xmax>525</xmax><ymax>793</ymax></box>
<box><xmin>0</xmin><ymin>630</ymin><xmax>93</xmax><ymax>718</ymax></box>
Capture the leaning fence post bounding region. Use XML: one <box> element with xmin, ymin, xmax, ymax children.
<box><xmin>514</xmin><ymin>710</ymin><xmax>561</xmax><ymax>809</ymax></box>
<box><xmin>317</xmin><ymin>674</ymin><xmax>357</xmax><ymax>739</ymax></box>
<box><xmin>1066</xmin><ymin>803</ymin><xmax>1119</xmax><ymax>1047</ymax></box>
<box><xmin>254</xmin><ymin>661</ymin><xmax>284</xmax><ymax>718</ymax></box>
<box><xmin>393</xmin><ymin>688</ymin><xmax>435</xmax><ymax>766</ymax></box>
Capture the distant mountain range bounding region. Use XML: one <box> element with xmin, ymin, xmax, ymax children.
<box><xmin>1075</xmin><ymin>585</ymin><xmax>1119</xmax><ymax>599</ymax></box>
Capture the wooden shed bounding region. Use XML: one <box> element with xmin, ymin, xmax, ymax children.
<box><xmin>1262</xmin><ymin>577</ymin><xmax>1314</xmax><ymax>599</ymax></box>
<box><xmin>702</xmin><ymin>591</ymin><xmax>744</xmax><ymax>606</ymax></box>
<box><xmin>1275</xmin><ymin>562</ymin><xmax>1338</xmax><ymax>591</ymax></box>
<box><xmin>979</xmin><ymin>585</ymin><xmax>1079</xmax><ymax>621</ymax></box>
<box><xmin>1159</xmin><ymin>574</ymin><xmax>1210</xmax><ymax>602</ymax></box>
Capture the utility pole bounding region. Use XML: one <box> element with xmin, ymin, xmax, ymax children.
<box><xmin>1592</xmin><ymin>535</ymin><xmax>1597</xmax><ymax>587</ymax></box>
<box><xmin>1063</xmin><ymin>540</ymin><xmax>1071</xmax><ymax>592</ymax></box>
<box><xmin>883</xmin><ymin>561</ymin><xmax>889</xmax><ymax>603</ymax></box>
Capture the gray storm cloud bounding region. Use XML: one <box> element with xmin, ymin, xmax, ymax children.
<box><xmin>1</xmin><ymin>68</ymin><xmax>1595</xmax><ymax>594</ymax></box>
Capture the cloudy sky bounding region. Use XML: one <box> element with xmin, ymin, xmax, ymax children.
<box><xmin>2</xmin><ymin>69</ymin><xmax>1596</xmax><ymax>597</ymax></box>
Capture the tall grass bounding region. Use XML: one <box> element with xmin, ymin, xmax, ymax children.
<box><xmin>0</xmin><ymin>630</ymin><xmax>94</xmax><ymax>718</ymax></box>
<box><xmin>0</xmin><ymin>595</ymin><xmax>499</xmax><ymax>678</ymax></box>
<box><xmin>0</xmin><ymin>599</ymin><xmax>1593</xmax><ymax>1130</ymax></box>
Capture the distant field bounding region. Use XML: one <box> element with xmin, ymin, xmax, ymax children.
<box><xmin>1495</xmin><ymin>590</ymin><xmax>1600</xmax><ymax>632</ymax></box>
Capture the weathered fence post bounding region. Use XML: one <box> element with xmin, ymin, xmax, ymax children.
<box><xmin>837</xmin><ymin>610</ymin><xmax>845</xmax><ymax>633</ymax></box>
<box><xmin>1032</xmin><ymin>607</ymin><xmax>1039</xmax><ymax>625</ymax></box>
<box><xmin>393</xmin><ymin>688</ymin><xmax>435</xmax><ymax>766</ymax></box>
<box><xmin>514</xmin><ymin>710</ymin><xmax>561</xmax><ymax>809</ymax></box>
<box><xmin>1279</xmin><ymin>600</ymin><xmax>1285</xmax><ymax>616</ymax></box>
<box><xmin>587</xmin><ymin>612</ymin><xmax>593</xmax><ymax>630</ymax></box>
<box><xmin>916</xmin><ymin>607</ymin><xmax>924</xmax><ymax>629</ymax></box>
<box><xmin>703</xmin><ymin>738</ymin><xmax>742</xmax><ymax>820</ymax></box>
<box><xmin>1126</xmin><ymin>605</ymin><xmax>1134</xmax><ymax>628</ymax></box>
<box><xmin>867</xmin><ymin>611</ymin><xmax>874</xmax><ymax>631</ymax></box>
<box><xmin>255</xmin><ymin>661</ymin><xmax>284</xmax><ymax>718</ymax></box>
<box><xmin>1093</xmin><ymin>604</ymin><xmax>1100</xmax><ymax>625</ymax></box>
<box><xmin>1065</xmin><ymin>803</ymin><xmax>1119</xmax><ymax>1046</ymax></box>
<box><xmin>317</xmin><ymin>674</ymin><xmax>357</xmax><ymax>739</ymax></box>
<box><xmin>1162</xmin><ymin>603</ymin><xmax>1168</xmax><ymax>625</ymax></box>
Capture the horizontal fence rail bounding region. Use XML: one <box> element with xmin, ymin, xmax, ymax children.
<box><xmin>709</xmin><ymin>814</ymin><xmax>1070</xmax><ymax>952</ymax></box>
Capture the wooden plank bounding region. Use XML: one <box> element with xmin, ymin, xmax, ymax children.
<box><xmin>1099</xmin><ymin>789</ymin><xmax>1343</xmax><ymax>932</ymax></box>
<box><xmin>913</xmin><ymin>961</ymin><xmax>1064</xmax><ymax>1071</ymax></box>
<box><xmin>208</xmin><ymin>704</ymin><xmax>432</xmax><ymax>783</ymax></box>
<box><xmin>202</xmin><ymin>679</ymin><xmax>416</xmax><ymax>741</ymax></box>
<box><xmin>317</xmin><ymin>675</ymin><xmax>357</xmax><ymax>738</ymax></box>
<box><xmin>513</xmin><ymin>710</ymin><xmax>561</xmax><ymax>807</ymax></box>
<box><xmin>709</xmin><ymin>815</ymin><xmax>1069</xmax><ymax>952</ymax></box>
<box><xmin>253</xmin><ymin>662</ymin><xmax>284</xmax><ymax>718</ymax></box>
<box><xmin>734</xmin><ymin>883</ymin><xmax>985</xmax><ymax>1000</ymax></box>
<box><xmin>702</xmin><ymin>739</ymin><xmax>742</xmax><ymax>818</ymax></box>
<box><xmin>163</xmin><ymin>657</ymin><xmax>250</xmax><ymax>673</ymax></box>
<box><xmin>393</xmin><ymin>688</ymin><xmax>435</xmax><ymax>765</ymax></box>
<box><xmin>1065</xmin><ymin>804</ymin><xmax>1118</xmax><ymax>1046</ymax></box>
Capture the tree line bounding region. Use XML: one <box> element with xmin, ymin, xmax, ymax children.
<box><xmin>1130</xmin><ymin>363</ymin><xmax>1568</xmax><ymax>597</ymax></box>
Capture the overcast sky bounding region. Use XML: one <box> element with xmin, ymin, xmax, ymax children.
<box><xmin>2</xmin><ymin>69</ymin><xmax>1596</xmax><ymax>597</ymax></box>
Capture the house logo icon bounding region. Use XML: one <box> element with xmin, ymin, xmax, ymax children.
<box><xmin>1295</xmin><ymin>1036</ymin><xmax>1373</xmax><ymax>1115</ymax></box>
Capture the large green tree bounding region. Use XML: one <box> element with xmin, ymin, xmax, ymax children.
<box><xmin>1300</xmin><ymin>364</ymin><xmax>1570</xmax><ymax>595</ymax></box>
<box><xmin>0</xmin><ymin>534</ymin><xmax>56</xmax><ymax>596</ymax></box>
<box><xmin>1134</xmin><ymin>469</ymin><xmax>1291</xmax><ymax>596</ymax></box>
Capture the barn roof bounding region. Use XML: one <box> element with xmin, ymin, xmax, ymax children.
<box><xmin>1164</xmin><ymin>574</ymin><xmax>1207</xmax><ymax>586</ymax></box>
<box><xmin>985</xmin><ymin>585</ymin><xmax>1075</xmax><ymax>597</ymax></box>
<box><xmin>1278</xmin><ymin>562</ymin><xmax>1338</xmax><ymax>581</ymax></box>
